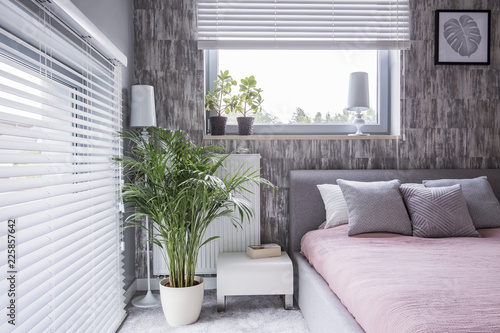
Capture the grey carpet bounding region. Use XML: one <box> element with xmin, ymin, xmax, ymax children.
<box><xmin>118</xmin><ymin>290</ymin><xmax>310</xmax><ymax>332</ymax></box>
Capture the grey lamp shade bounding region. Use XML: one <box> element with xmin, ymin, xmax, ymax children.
<box><xmin>130</xmin><ymin>85</ymin><xmax>157</xmax><ymax>127</ymax></box>
<box><xmin>346</xmin><ymin>72</ymin><xmax>369</xmax><ymax>112</ymax></box>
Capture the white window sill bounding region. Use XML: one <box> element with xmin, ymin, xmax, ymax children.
<box><xmin>203</xmin><ymin>135</ymin><xmax>400</xmax><ymax>141</ymax></box>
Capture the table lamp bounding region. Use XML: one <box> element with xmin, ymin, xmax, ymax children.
<box><xmin>346</xmin><ymin>72</ymin><xmax>370</xmax><ymax>136</ymax></box>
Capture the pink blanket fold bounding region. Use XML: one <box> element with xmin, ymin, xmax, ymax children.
<box><xmin>301</xmin><ymin>224</ymin><xmax>500</xmax><ymax>333</ymax></box>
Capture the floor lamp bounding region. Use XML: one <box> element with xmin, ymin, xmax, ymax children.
<box><xmin>130</xmin><ymin>85</ymin><xmax>161</xmax><ymax>308</ymax></box>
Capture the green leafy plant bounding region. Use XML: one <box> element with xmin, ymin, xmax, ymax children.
<box><xmin>206</xmin><ymin>71</ymin><xmax>264</xmax><ymax>118</ymax></box>
<box><xmin>234</xmin><ymin>76</ymin><xmax>264</xmax><ymax>117</ymax></box>
<box><xmin>205</xmin><ymin>70</ymin><xmax>237</xmax><ymax>116</ymax></box>
<box><xmin>116</xmin><ymin>127</ymin><xmax>274</xmax><ymax>288</ymax></box>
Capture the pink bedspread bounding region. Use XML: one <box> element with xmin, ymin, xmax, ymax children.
<box><xmin>301</xmin><ymin>224</ymin><xmax>500</xmax><ymax>333</ymax></box>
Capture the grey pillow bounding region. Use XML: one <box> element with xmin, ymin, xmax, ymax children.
<box><xmin>400</xmin><ymin>184</ymin><xmax>479</xmax><ymax>238</ymax></box>
<box><xmin>423</xmin><ymin>177</ymin><xmax>500</xmax><ymax>229</ymax></box>
<box><xmin>337</xmin><ymin>179</ymin><xmax>412</xmax><ymax>236</ymax></box>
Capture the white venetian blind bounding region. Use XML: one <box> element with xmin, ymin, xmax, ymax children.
<box><xmin>0</xmin><ymin>0</ymin><xmax>126</xmax><ymax>332</ymax></box>
<box><xmin>197</xmin><ymin>0</ymin><xmax>411</xmax><ymax>49</ymax></box>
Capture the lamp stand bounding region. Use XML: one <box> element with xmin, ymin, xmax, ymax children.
<box><xmin>131</xmin><ymin>129</ymin><xmax>161</xmax><ymax>308</ymax></box>
<box><xmin>348</xmin><ymin>110</ymin><xmax>370</xmax><ymax>136</ymax></box>
<box><xmin>131</xmin><ymin>216</ymin><xmax>161</xmax><ymax>308</ymax></box>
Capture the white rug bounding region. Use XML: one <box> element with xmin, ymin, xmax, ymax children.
<box><xmin>118</xmin><ymin>290</ymin><xmax>310</xmax><ymax>332</ymax></box>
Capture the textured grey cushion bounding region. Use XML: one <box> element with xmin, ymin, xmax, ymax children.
<box><xmin>423</xmin><ymin>177</ymin><xmax>500</xmax><ymax>229</ymax></box>
<box><xmin>337</xmin><ymin>179</ymin><xmax>412</xmax><ymax>236</ymax></box>
<box><xmin>400</xmin><ymin>184</ymin><xmax>479</xmax><ymax>238</ymax></box>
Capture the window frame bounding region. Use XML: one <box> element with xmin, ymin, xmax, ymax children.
<box><xmin>205</xmin><ymin>49</ymin><xmax>396</xmax><ymax>135</ymax></box>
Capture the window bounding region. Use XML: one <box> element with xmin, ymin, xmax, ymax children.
<box><xmin>0</xmin><ymin>1</ymin><xmax>125</xmax><ymax>331</ymax></box>
<box><xmin>206</xmin><ymin>49</ymin><xmax>395</xmax><ymax>135</ymax></box>
<box><xmin>198</xmin><ymin>0</ymin><xmax>410</xmax><ymax>135</ymax></box>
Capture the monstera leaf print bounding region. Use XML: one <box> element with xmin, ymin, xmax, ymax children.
<box><xmin>443</xmin><ymin>15</ymin><xmax>482</xmax><ymax>57</ymax></box>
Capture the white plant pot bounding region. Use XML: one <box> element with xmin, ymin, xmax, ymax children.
<box><xmin>159</xmin><ymin>276</ymin><xmax>204</xmax><ymax>326</ymax></box>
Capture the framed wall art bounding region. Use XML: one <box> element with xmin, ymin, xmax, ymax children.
<box><xmin>435</xmin><ymin>10</ymin><xmax>490</xmax><ymax>65</ymax></box>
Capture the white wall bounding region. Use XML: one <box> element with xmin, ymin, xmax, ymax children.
<box><xmin>71</xmin><ymin>0</ymin><xmax>134</xmax><ymax>88</ymax></box>
<box><xmin>71</xmin><ymin>0</ymin><xmax>136</xmax><ymax>288</ymax></box>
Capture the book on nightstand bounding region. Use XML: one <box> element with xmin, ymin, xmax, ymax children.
<box><xmin>246</xmin><ymin>243</ymin><xmax>281</xmax><ymax>259</ymax></box>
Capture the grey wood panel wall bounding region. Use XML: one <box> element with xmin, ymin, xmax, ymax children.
<box><xmin>133</xmin><ymin>0</ymin><xmax>500</xmax><ymax>278</ymax></box>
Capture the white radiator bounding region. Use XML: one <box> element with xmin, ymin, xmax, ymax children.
<box><xmin>153</xmin><ymin>154</ymin><xmax>261</xmax><ymax>275</ymax></box>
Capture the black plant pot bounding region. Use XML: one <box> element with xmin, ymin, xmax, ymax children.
<box><xmin>209</xmin><ymin>116</ymin><xmax>227</xmax><ymax>136</ymax></box>
<box><xmin>237</xmin><ymin>117</ymin><xmax>254</xmax><ymax>135</ymax></box>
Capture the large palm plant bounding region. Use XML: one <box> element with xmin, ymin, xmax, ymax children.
<box><xmin>117</xmin><ymin>127</ymin><xmax>273</xmax><ymax>288</ymax></box>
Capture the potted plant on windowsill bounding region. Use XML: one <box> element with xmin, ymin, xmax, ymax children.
<box><xmin>205</xmin><ymin>70</ymin><xmax>237</xmax><ymax>136</ymax></box>
<box><xmin>116</xmin><ymin>127</ymin><xmax>273</xmax><ymax>326</ymax></box>
<box><xmin>234</xmin><ymin>76</ymin><xmax>264</xmax><ymax>136</ymax></box>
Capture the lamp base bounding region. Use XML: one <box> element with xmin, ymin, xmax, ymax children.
<box><xmin>348</xmin><ymin>133</ymin><xmax>370</xmax><ymax>136</ymax></box>
<box><xmin>131</xmin><ymin>290</ymin><xmax>161</xmax><ymax>308</ymax></box>
<box><xmin>350</xmin><ymin>110</ymin><xmax>369</xmax><ymax>136</ymax></box>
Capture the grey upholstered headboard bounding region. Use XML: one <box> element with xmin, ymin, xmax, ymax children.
<box><xmin>289</xmin><ymin>169</ymin><xmax>500</xmax><ymax>253</ymax></box>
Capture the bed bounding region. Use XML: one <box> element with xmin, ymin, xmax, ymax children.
<box><xmin>289</xmin><ymin>169</ymin><xmax>500</xmax><ymax>333</ymax></box>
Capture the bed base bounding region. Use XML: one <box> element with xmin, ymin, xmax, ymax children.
<box><xmin>291</xmin><ymin>251</ymin><xmax>364</xmax><ymax>333</ymax></box>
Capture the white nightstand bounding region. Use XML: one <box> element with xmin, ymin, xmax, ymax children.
<box><xmin>216</xmin><ymin>251</ymin><xmax>293</xmax><ymax>312</ymax></box>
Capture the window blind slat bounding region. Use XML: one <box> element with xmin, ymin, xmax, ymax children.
<box><xmin>3</xmin><ymin>220</ymin><xmax>117</xmax><ymax>332</ymax></box>
<box><xmin>0</xmin><ymin>27</ymin><xmax>119</xmax><ymax>101</ymax></box>
<box><xmin>61</xmin><ymin>241</ymin><xmax>119</xmax><ymax>332</ymax></box>
<box><xmin>0</xmin><ymin>152</ymin><xmax>110</xmax><ymax>164</ymax></box>
<box><xmin>0</xmin><ymin>20</ymin><xmax>115</xmax><ymax>95</ymax></box>
<box><xmin>0</xmin><ymin>188</ymin><xmax>116</xmax><ymax>225</ymax></box>
<box><xmin>0</xmin><ymin>208</ymin><xmax>115</xmax><ymax>258</ymax></box>
<box><xmin>198</xmin><ymin>39</ymin><xmax>409</xmax><ymax>49</ymax></box>
<box><xmin>0</xmin><ymin>99</ymin><xmax>119</xmax><ymax>137</ymax></box>
<box><xmin>197</xmin><ymin>0</ymin><xmax>411</xmax><ymax>50</ymax></box>
<box><xmin>15</xmin><ymin>292</ymin><xmax>54</xmax><ymax>332</ymax></box>
<box><xmin>52</xmin><ymin>266</ymin><xmax>118</xmax><ymax>332</ymax></box>
<box><xmin>0</xmin><ymin>216</ymin><xmax>113</xmax><ymax>275</ymax></box>
<box><xmin>51</xmin><ymin>274</ymin><xmax>107</xmax><ymax>331</ymax></box>
<box><xmin>0</xmin><ymin>170</ymin><xmax>113</xmax><ymax>193</ymax></box>
<box><xmin>0</xmin><ymin>137</ymin><xmax>118</xmax><ymax>156</ymax></box>
<box><xmin>0</xmin><ymin>124</ymin><xmax>117</xmax><ymax>148</ymax></box>
<box><xmin>13</xmin><ymin>219</ymin><xmax>114</xmax><ymax>292</ymax></box>
<box><xmin>0</xmin><ymin>178</ymin><xmax>116</xmax><ymax>206</ymax></box>
<box><xmin>15</xmin><ymin>272</ymin><xmax>94</xmax><ymax>332</ymax></box>
<box><xmin>0</xmin><ymin>82</ymin><xmax>119</xmax><ymax>129</ymax></box>
<box><xmin>1</xmin><ymin>162</ymin><xmax>116</xmax><ymax>178</ymax></box>
<box><xmin>97</xmin><ymin>305</ymin><xmax>123</xmax><ymax>333</ymax></box>
<box><xmin>15</xmin><ymin>244</ymin><xmax>94</xmax><ymax>299</ymax></box>
<box><xmin>59</xmin><ymin>290</ymin><xmax>98</xmax><ymax>333</ymax></box>
<box><xmin>1</xmin><ymin>203</ymin><xmax>114</xmax><ymax>250</ymax></box>
<box><xmin>0</xmin><ymin>53</ymin><xmax>120</xmax><ymax>110</ymax></box>
<box><xmin>48</xmin><ymin>276</ymin><xmax>96</xmax><ymax>331</ymax></box>
<box><xmin>93</xmin><ymin>283</ymin><xmax>121</xmax><ymax>331</ymax></box>
<box><xmin>1</xmin><ymin>214</ymin><xmax>113</xmax><ymax>285</ymax></box>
